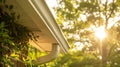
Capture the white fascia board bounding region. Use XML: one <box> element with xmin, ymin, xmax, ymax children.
<box><xmin>28</xmin><ymin>0</ymin><xmax>69</xmax><ymax>53</ymax></box>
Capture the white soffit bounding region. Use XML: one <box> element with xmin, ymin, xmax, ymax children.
<box><xmin>7</xmin><ymin>0</ymin><xmax>56</xmax><ymax>51</ymax></box>
<box><xmin>13</xmin><ymin>0</ymin><xmax>69</xmax><ymax>53</ymax></box>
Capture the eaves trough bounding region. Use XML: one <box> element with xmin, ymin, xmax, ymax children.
<box><xmin>7</xmin><ymin>0</ymin><xmax>69</xmax><ymax>64</ymax></box>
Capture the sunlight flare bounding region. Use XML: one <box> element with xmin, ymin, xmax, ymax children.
<box><xmin>95</xmin><ymin>26</ymin><xmax>106</xmax><ymax>40</ymax></box>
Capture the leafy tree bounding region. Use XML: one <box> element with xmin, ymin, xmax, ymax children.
<box><xmin>52</xmin><ymin>0</ymin><xmax>120</xmax><ymax>67</ymax></box>
<box><xmin>0</xmin><ymin>0</ymin><xmax>36</xmax><ymax>66</ymax></box>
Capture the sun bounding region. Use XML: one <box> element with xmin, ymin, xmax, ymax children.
<box><xmin>95</xmin><ymin>26</ymin><xmax>106</xmax><ymax>40</ymax></box>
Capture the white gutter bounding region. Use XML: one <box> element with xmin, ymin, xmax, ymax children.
<box><xmin>28</xmin><ymin>0</ymin><xmax>69</xmax><ymax>53</ymax></box>
<box><xmin>32</xmin><ymin>43</ymin><xmax>60</xmax><ymax>65</ymax></box>
<box><xmin>15</xmin><ymin>0</ymin><xmax>69</xmax><ymax>64</ymax></box>
<box><xmin>28</xmin><ymin>0</ymin><xmax>69</xmax><ymax>64</ymax></box>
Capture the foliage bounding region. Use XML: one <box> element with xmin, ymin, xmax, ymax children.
<box><xmin>0</xmin><ymin>0</ymin><xmax>35</xmax><ymax>66</ymax></box>
<box><xmin>24</xmin><ymin>45</ymin><xmax>53</xmax><ymax>67</ymax></box>
<box><xmin>52</xmin><ymin>0</ymin><xmax>120</xmax><ymax>67</ymax></box>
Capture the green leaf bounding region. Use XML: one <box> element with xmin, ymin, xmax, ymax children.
<box><xmin>9</xmin><ymin>5</ymin><xmax>13</xmax><ymax>10</ymax></box>
<box><xmin>17</xmin><ymin>15</ymin><xmax>20</xmax><ymax>19</ymax></box>
<box><xmin>5</xmin><ymin>4</ymin><xmax>8</xmax><ymax>8</ymax></box>
<box><xmin>0</xmin><ymin>22</ymin><xmax>5</xmax><ymax>28</ymax></box>
<box><xmin>0</xmin><ymin>0</ymin><xmax>2</xmax><ymax>3</ymax></box>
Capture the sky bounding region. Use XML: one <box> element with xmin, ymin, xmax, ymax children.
<box><xmin>45</xmin><ymin>0</ymin><xmax>57</xmax><ymax>18</ymax></box>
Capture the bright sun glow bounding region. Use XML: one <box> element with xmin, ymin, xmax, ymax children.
<box><xmin>95</xmin><ymin>26</ymin><xmax>106</xmax><ymax>40</ymax></box>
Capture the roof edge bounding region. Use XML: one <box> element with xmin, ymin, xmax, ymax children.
<box><xmin>28</xmin><ymin>0</ymin><xmax>69</xmax><ymax>53</ymax></box>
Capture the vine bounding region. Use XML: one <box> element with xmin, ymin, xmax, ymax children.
<box><xmin>0</xmin><ymin>0</ymin><xmax>36</xmax><ymax>66</ymax></box>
